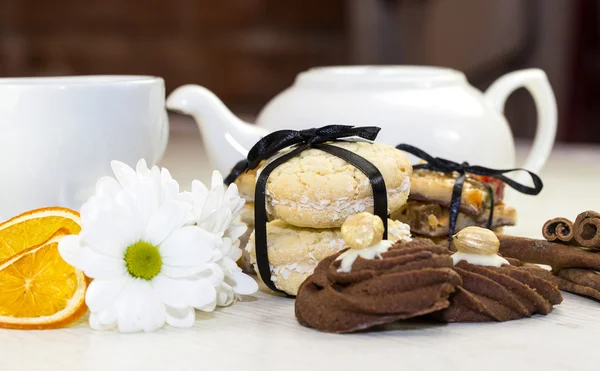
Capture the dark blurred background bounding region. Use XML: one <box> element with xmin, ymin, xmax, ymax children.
<box><xmin>0</xmin><ymin>0</ymin><xmax>597</xmax><ymax>142</ymax></box>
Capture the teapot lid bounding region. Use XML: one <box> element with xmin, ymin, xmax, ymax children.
<box><xmin>295</xmin><ymin>66</ymin><xmax>466</xmax><ymax>88</ymax></box>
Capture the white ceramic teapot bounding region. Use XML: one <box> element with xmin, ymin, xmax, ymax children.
<box><xmin>167</xmin><ymin>66</ymin><xmax>557</xmax><ymax>177</ymax></box>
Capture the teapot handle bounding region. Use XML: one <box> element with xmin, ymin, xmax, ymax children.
<box><xmin>484</xmin><ymin>69</ymin><xmax>557</xmax><ymax>177</ymax></box>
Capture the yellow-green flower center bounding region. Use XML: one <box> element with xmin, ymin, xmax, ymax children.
<box><xmin>124</xmin><ymin>241</ymin><xmax>162</xmax><ymax>280</ymax></box>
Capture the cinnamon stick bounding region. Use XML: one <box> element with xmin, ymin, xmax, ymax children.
<box><xmin>573</xmin><ymin>210</ymin><xmax>600</xmax><ymax>249</ymax></box>
<box><xmin>542</xmin><ymin>217</ymin><xmax>574</xmax><ymax>243</ymax></box>
<box><xmin>497</xmin><ymin>234</ymin><xmax>600</xmax><ymax>270</ymax></box>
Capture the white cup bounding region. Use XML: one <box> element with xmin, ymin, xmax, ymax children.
<box><xmin>0</xmin><ymin>75</ymin><xmax>169</xmax><ymax>219</ymax></box>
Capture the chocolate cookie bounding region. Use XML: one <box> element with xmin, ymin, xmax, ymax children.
<box><xmin>554</xmin><ymin>269</ymin><xmax>600</xmax><ymax>301</ymax></box>
<box><xmin>513</xmin><ymin>264</ymin><xmax>600</xmax><ymax>302</ymax></box>
<box><xmin>295</xmin><ymin>239</ymin><xmax>462</xmax><ymax>333</ymax></box>
<box><xmin>496</xmin><ymin>232</ymin><xmax>600</xmax><ymax>302</ymax></box>
<box><xmin>437</xmin><ymin>258</ymin><xmax>563</xmax><ymax>322</ymax></box>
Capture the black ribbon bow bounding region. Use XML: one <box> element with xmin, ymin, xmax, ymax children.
<box><xmin>228</xmin><ymin>125</ymin><xmax>388</xmax><ymax>295</ymax></box>
<box><xmin>396</xmin><ymin>144</ymin><xmax>543</xmax><ymax>241</ymax></box>
<box><xmin>225</xmin><ymin>125</ymin><xmax>380</xmax><ymax>186</ymax></box>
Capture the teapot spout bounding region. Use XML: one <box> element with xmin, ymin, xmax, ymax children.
<box><xmin>167</xmin><ymin>85</ymin><xmax>269</xmax><ymax>175</ymax></box>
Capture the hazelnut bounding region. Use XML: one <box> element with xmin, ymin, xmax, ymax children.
<box><xmin>341</xmin><ymin>212</ymin><xmax>384</xmax><ymax>250</ymax></box>
<box><xmin>452</xmin><ymin>226</ymin><xmax>500</xmax><ymax>255</ymax></box>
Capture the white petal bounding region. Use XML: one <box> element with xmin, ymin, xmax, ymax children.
<box><xmin>161</xmin><ymin>265</ymin><xmax>211</xmax><ymax>279</ymax></box>
<box><xmin>78</xmin><ymin>231</ymin><xmax>127</xmax><ymax>259</ymax></box>
<box><xmin>229</xmin><ymin>238</ymin><xmax>242</xmax><ymax>254</ymax></box>
<box><xmin>161</xmin><ymin>168</ymin><xmax>180</xmax><ymax>201</ymax></box>
<box><xmin>187</xmin><ymin>279</ymin><xmax>218</xmax><ymax>310</ymax></box>
<box><xmin>114</xmin><ymin>280</ymin><xmax>166</xmax><ymax>333</ymax></box>
<box><xmin>114</xmin><ymin>192</ymin><xmax>144</xmax><ymax>243</ymax></box>
<box><xmin>128</xmin><ymin>181</ymin><xmax>160</xmax><ymax>232</ymax></box>
<box><xmin>85</xmin><ymin>276</ymin><xmax>129</xmax><ymax>312</ymax></box>
<box><xmin>232</xmin><ymin>271</ymin><xmax>259</xmax><ymax>295</ymax></box>
<box><xmin>111</xmin><ymin>161</ymin><xmax>138</xmax><ymax>191</ymax></box>
<box><xmin>192</xmin><ymin>179</ymin><xmax>209</xmax><ymax>195</ymax></box>
<box><xmin>80</xmin><ymin>197</ymin><xmax>107</xmax><ymax>231</ymax></box>
<box><xmin>59</xmin><ymin>236</ymin><xmax>126</xmax><ymax>279</ymax></box>
<box><xmin>165</xmin><ymin>306</ymin><xmax>196</xmax><ymax>328</ymax></box>
<box><xmin>135</xmin><ymin>159</ymin><xmax>151</xmax><ymax>178</ymax></box>
<box><xmin>160</xmin><ymin>167</ymin><xmax>174</xmax><ymax>182</ymax></box>
<box><xmin>203</xmin><ymin>263</ymin><xmax>226</xmax><ymax>287</ymax></box>
<box><xmin>159</xmin><ymin>226</ymin><xmax>220</xmax><ymax>266</ymax></box>
<box><xmin>153</xmin><ymin>274</ymin><xmax>217</xmax><ymax>309</ymax></box>
<box><xmin>89</xmin><ymin>309</ymin><xmax>118</xmax><ymax>331</ymax></box>
<box><xmin>197</xmin><ymin>297</ymin><xmax>217</xmax><ymax>312</ymax></box>
<box><xmin>219</xmin><ymin>256</ymin><xmax>240</xmax><ymax>274</ymax></box>
<box><xmin>143</xmin><ymin>200</ymin><xmax>192</xmax><ymax>246</ymax></box>
<box><xmin>225</xmin><ymin>184</ymin><xmax>245</xmax><ymax>215</ymax></box>
<box><xmin>224</xmin><ymin>182</ymin><xmax>240</xmax><ymax>200</ymax></box>
<box><xmin>149</xmin><ymin>161</ymin><xmax>161</xmax><ymax>177</ymax></box>
<box><xmin>79</xmin><ymin>200</ymin><xmax>135</xmax><ymax>257</ymax></box>
<box><xmin>211</xmin><ymin>170</ymin><xmax>224</xmax><ymax>188</ymax></box>
<box><xmin>223</xmin><ymin>239</ymin><xmax>243</xmax><ymax>262</ymax></box>
<box><xmin>57</xmin><ymin>235</ymin><xmax>85</xmax><ymax>267</ymax></box>
<box><xmin>98</xmin><ymin>307</ymin><xmax>118</xmax><ymax>328</ymax></box>
<box><xmin>177</xmin><ymin>191</ymin><xmax>194</xmax><ymax>206</ymax></box>
<box><xmin>190</xmin><ymin>180</ymin><xmax>209</xmax><ymax>220</ymax></box>
<box><xmin>226</xmin><ymin>223</ymin><xmax>247</xmax><ymax>242</ymax></box>
<box><xmin>113</xmin><ymin>282</ymin><xmax>142</xmax><ymax>333</ymax></box>
<box><xmin>216</xmin><ymin>283</ymin><xmax>235</xmax><ymax>307</ymax></box>
<box><xmin>201</xmin><ymin>192</ymin><xmax>224</xmax><ymax>225</ymax></box>
<box><xmin>81</xmin><ymin>251</ymin><xmax>127</xmax><ymax>280</ymax></box>
<box><xmin>144</xmin><ymin>299</ymin><xmax>167</xmax><ymax>332</ymax></box>
<box><xmin>89</xmin><ymin>314</ymin><xmax>106</xmax><ymax>331</ymax></box>
<box><xmin>96</xmin><ymin>176</ymin><xmax>122</xmax><ymax>198</ymax></box>
<box><xmin>202</xmin><ymin>209</ymin><xmax>232</xmax><ymax>236</ymax></box>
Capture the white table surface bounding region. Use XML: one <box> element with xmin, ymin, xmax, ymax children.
<box><xmin>2</xmin><ymin>120</ymin><xmax>600</xmax><ymax>371</ymax></box>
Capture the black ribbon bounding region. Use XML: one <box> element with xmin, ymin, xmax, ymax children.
<box><xmin>396</xmin><ymin>144</ymin><xmax>543</xmax><ymax>241</ymax></box>
<box><xmin>232</xmin><ymin>125</ymin><xmax>388</xmax><ymax>295</ymax></box>
<box><xmin>224</xmin><ymin>159</ymin><xmax>249</xmax><ymax>186</ymax></box>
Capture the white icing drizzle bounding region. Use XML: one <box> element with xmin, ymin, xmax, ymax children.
<box><xmin>452</xmin><ymin>252</ymin><xmax>510</xmax><ymax>267</ymax></box>
<box><xmin>336</xmin><ymin>240</ymin><xmax>394</xmax><ymax>273</ymax></box>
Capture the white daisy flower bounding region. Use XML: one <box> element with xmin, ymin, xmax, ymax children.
<box><xmin>58</xmin><ymin>159</ymin><xmax>224</xmax><ymax>333</ymax></box>
<box><xmin>182</xmin><ymin>171</ymin><xmax>258</xmax><ymax>307</ymax></box>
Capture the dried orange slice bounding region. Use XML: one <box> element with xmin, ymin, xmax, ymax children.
<box><xmin>0</xmin><ymin>207</ymin><xmax>81</xmax><ymax>261</ymax></box>
<box><xmin>0</xmin><ymin>229</ymin><xmax>87</xmax><ymax>329</ymax></box>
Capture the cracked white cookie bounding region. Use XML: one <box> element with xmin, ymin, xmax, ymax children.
<box><xmin>261</xmin><ymin>141</ymin><xmax>412</xmax><ymax>229</ymax></box>
<box><xmin>247</xmin><ymin>218</ymin><xmax>412</xmax><ymax>295</ymax></box>
<box><xmin>234</xmin><ymin>166</ymin><xmax>259</xmax><ymax>201</ymax></box>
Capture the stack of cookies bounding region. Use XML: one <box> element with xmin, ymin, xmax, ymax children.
<box><xmin>247</xmin><ymin>141</ymin><xmax>414</xmax><ymax>295</ymax></box>
<box><xmin>391</xmin><ymin>169</ymin><xmax>517</xmax><ymax>240</ymax></box>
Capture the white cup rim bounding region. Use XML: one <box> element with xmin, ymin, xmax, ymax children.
<box><xmin>0</xmin><ymin>75</ymin><xmax>163</xmax><ymax>86</ymax></box>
